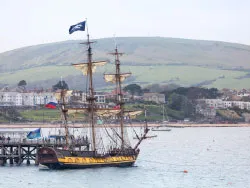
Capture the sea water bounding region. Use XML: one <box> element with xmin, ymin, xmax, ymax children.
<box><xmin>0</xmin><ymin>127</ymin><xmax>250</xmax><ymax>188</ymax></box>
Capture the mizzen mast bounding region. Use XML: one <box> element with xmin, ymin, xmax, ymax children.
<box><xmin>108</xmin><ymin>46</ymin><xmax>126</xmax><ymax>149</ymax></box>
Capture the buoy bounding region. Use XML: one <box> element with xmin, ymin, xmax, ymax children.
<box><xmin>183</xmin><ymin>170</ymin><xmax>188</xmax><ymax>173</ymax></box>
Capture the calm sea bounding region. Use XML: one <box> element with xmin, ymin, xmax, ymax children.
<box><xmin>0</xmin><ymin>127</ymin><xmax>250</xmax><ymax>188</ymax></box>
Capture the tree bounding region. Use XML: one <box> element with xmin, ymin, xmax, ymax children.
<box><xmin>171</xmin><ymin>87</ymin><xmax>221</xmax><ymax>99</ymax></box>
<box><xmin>142</xmin><ymin>88</ymin><xmax>150</xmax><ymax>93</ymax></box>
<box><xmin>144</xmin><ymin>84</ymin><xmax>161</xmax><ymax>93</ymax></box>
<box><xmin>18</xmin><ymin>80</ymin><xmax>27</xmax><ymax>88</ymax></box>
<box><xmin>52</xmin><ymin>80</ymin><xmax>69</xmax><ymax>91</ymax></box>
<box><xmin>168</xmin><ymin>93</ymin><xmax>194</xmax><ymax>117</ymax></box>
<box><xmin>124</xmin><ymin>84</ymin><xmax>142</xmax><ymax>96</ymax></box>
<box><xmin>168</xmin><ymin>93</ymin><xmax>184</xmax><ymax>111</ymax></box>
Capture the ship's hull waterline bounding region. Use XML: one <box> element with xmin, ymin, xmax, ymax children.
<box><xmin>38</xmin><ymin>147</ymin><xmax>138</xmax><ymax>169</ymax></box>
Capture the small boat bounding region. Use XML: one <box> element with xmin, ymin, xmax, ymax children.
<box><xmin>151</xmin><ymin>106</ymin><xmax>172</xmax><ymax>131</ymax></box>
<box><xmin>133</xmin><ymin>135</ymin><xmax>157</xmax><ymax>139</ymax></box>
<box><xmin>164</xmin><ymin>125</ymin><xmax>185</xmax><ymax>128</ymax></box>
<box><xmin>151</xmin><ymin>126</ymin><xmax>171</xmax><ymax>132</ymax></box>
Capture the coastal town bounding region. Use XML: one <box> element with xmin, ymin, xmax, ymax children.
<box><xmin>2</xmin><ymin>82</ymin><xmax>250</xmax><ymax>124</ymax></box>
<box><xmin>0</xmin><ymin>0</ymin><xmax>250</xmax><ymax>187</ymax></box>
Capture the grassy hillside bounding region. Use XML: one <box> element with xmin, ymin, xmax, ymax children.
<box><xmin>1</xmin><ymin>37</ymin><xmax>250</xmax><ymax>89</ymax></box>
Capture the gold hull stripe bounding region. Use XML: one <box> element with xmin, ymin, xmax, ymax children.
<box><xmin>58</xmin><ymin>156</ymin><xmax>136</xmax><ymax>165</ymax></box>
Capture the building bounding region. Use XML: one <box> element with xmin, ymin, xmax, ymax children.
<box><xmin>94</xmin><ymin>92</ymin><xmax>106</xmax><ymax>103</ymax></box>
<box><xmin>195</xmin><ymin>100</ymin><xmax>216</xmax><ymax>117</ymax></box>
<box><xmin>0</xmin><ymin>91</ymin><xmax>56</xmax><ymax>106</ymax></box>
<box><xmin>196</xmin><ymin>99</ymin><xmax>250</xmax><ymax>110</ymax></box>
<box><xmin>0</xmin><ymin>91</ymin><xmax>22</xmax><ymax>106</ymax></box>
<box><xmin>143</xmin><ymin>93</ymin><xmax>165</xmax><ymax>104</ymax></box>
<box><xmin>105</xmin><ymin>89</ymin><xmax>130</xmax><ymax>102</ymax></box>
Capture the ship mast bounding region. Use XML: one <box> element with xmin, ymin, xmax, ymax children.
<box><xmin>109</xmin><ymin>46</ymin><xmax>125</xmax><ymax>149</ymax></box>
<box><xmin>70</xmin><ymin>20</ymin><xmax>109</xmax><ymax>153</ymax></box>
<box><xmin>85</xmin><ymin>27</ymin><xmax>97</xmax><ymax>152</ymax></box>
<box><xmin>61</xmin><ymin>90</ymin><xmax>70</xmax><ymax>147</ymax></box>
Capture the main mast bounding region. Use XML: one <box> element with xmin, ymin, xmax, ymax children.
<box><xmin>70</xmin><ymin>20</ymin><xmax>99</xmax><ymax>152</ymax></box>
<box><xmin>85</xmin><ymin>28</ymin><xmax>96</xmax><ymax>152</ymax></box>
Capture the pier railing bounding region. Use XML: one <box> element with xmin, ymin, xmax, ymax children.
<box><xmin>0</xmin><ymin>138</ymin><xmax>89</xmax><ymax>146</ymax></box>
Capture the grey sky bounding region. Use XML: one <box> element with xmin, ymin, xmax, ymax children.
<box><xmin>0</xmin><ymin>0</ymin><xmax>249</xmax><ymax>53</ymax></box>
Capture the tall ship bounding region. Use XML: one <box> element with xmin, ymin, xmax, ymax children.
<box><xmin>37</xmin><ymin>20</ymin><xmax>149</xmax><ymax>169</ymax></box>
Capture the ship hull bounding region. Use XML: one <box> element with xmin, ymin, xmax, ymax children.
<box><xmin>38</xmin><ymin>147</ymin><xmax>138</xmax><ymax>169</ymax></box>
<box><xmin>41</xmin><ymin>161</ymin><xmax>135</xmax><ymax>169</ymax></box>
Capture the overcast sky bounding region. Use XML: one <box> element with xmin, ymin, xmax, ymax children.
<box><xmin>0</xmin><ymin>0</ymin><xmax>249</xmax><ymax>53</ymax></box>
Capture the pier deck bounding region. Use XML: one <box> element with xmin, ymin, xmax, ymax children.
<box><xmin>0</xmin><ymin>139</ymin><xmax>89</xmax><ymax>166</ymax></box>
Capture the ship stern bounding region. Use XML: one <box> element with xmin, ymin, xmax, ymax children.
<box><xmin>37</xmin><ymin>147</ymin><xmax>61</xmax><ymax>169</ymax></box>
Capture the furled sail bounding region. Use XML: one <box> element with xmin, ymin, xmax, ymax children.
<box><xmin>73</xmin><ymin>61</ymin><xmax>107</xmax><ymax>75</ymax></box>
<box><xmin>124</xmin><ymin>110</ymin><xmax>143</xmax><ymax>118</ymax></box>
<box><xmin>68</xmin><ymin>108</ymin><xmax>88</xmax><ymax>115</ymax></box>
<box><xmin>67</xmin><ymin>108</ymin><xmax>142</xmax><ymax>119</ymax></box>
<box><xmin>104</xmin><ymin>73</ymin><xmax>131</xmax><ymax>83</ymax></box>
<box><xmin>54</xmin><ymin>90</ymin><xmax>73</xmax><ymax>101</ymax></box>
<box><xmin>96</xmin><ymin>109</ymin><xmax>121</xmax><ymax>117</ymax></box>
<box><xmin>68</xmin><ymin>108</ymin><xmax>120</xmax><ymax>117</ymax></box>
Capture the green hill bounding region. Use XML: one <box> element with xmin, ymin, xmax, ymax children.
<box><xmin>0</xmin><ymin>37</ymin><xmax>250</xmax><ymax>89</ymax></box>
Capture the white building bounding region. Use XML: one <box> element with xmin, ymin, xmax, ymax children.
<box><xmin>143</xmin><ymin>93</ymin><xmax>165</xmax><ymax>104</ymax></box>
<box><xmin>81</xmin><ymin>92</ymin><xmax>106</xmax><ymax>104</ymax></box>
<box><xmin>0</xmin><ymin>92</ymin><xmax>21</xmax><ymax>106</ymax></box>
<box><xmin>197</xmin><ymin>99</ymin><xmax>250</xmax><ymax>110</ymax></box>
<box><xmin>0</xmin><ymin>91</ymin><xmax>56</xmax><ymax>106</ymax></box>
<box><xmin>0</xmin><ymin>90</ymin><xmax>106</xmax><ymax>107</ymax></box>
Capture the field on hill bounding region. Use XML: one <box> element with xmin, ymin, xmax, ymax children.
<box><xmin>0</xmin><ymin>64</ymin><xmax>249</xmax><ymax>89</ymax></box>
<box><xmin>1</xmin><ymin>37</ymin><xmax>250</xmax><ymax>89</ymax></box>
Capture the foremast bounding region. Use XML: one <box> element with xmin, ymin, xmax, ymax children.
<box><xmin>54</xmin><ymin>88</ymin><xmax>73</xmax><ymax>148</ymax></box>
<box><xmin>61</xmin><ymin>90</ymin><xmax>70</xmax><ymax>147</ymax></box>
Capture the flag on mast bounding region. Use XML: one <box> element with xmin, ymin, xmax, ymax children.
<box><xmin>113</xmin><ymin>105</ymin><xmax>120</xmax><ymax>110</ymax></box>
<box><xmin>45</xmin><ymin>102</ymin><xmax>57</xmax><ymax>109</ymax></box>
<box><xmin>69</xmin><ymin>21</ymin><xmax>86</xmax><ymax>34</ymax></box>
<box><xmin>27</xmin><ymin>128</ymin><xmax>41</xmax><ymax>139</ymax></box>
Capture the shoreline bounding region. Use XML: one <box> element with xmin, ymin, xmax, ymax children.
<box><xmin>0</xmin><ymin>123</ymin><xmax>250</xmax><ymax>128</ymax></box>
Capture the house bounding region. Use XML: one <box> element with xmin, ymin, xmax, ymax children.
<box><xmin>143</xmin><ymin>93</ymin><xmax>165</xmax><ymax>104</ymax></box>
<box><xmin>0</xmin><ymin>91</ymin><xmax>57</xmax><ymax>106</ymax></box>
<box><xmin>195</xmin><ymin>100</ymin><xmax>216</xmax><ymax>117</ymax></box>
<box><xmin>105</xmin><ymin>89</ymin><xmax>130</xmax><ymax>102</ymax></box>
<box><xmin>196</xmin><ymin>99</ymin><xmax>250</xmax><ymax>111</ymax></box>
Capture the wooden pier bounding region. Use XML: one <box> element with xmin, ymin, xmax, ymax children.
<box><xmin>0</xmin><ymin>139</ymin><xmax>89</xmax><ymax>166</ymax></box>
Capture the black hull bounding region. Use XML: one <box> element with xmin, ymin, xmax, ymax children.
<box><xmin>41</xmin><ymin>161</ymin><xmax>135</xmax><ymax>169</ymax></box>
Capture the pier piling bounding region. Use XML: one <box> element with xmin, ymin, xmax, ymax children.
<box><xmin>0</xmin><ymin>139</ymin><xmax>88</xmax><ymax>166</ymax></box>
